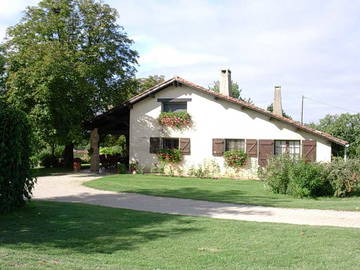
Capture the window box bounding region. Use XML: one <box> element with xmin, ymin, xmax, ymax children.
<box><xmin>157</xmin><ymin>148</ymin><xmax>182</xmax><ymax>163</ymax></box>
<box><xmin>224</xmin><ymin>150</ymin><xmax>247</xmax><ymax>168</ymax></box>
<box><xmin>158</xmin><ymin>111</ymin><xmax>192</xmax><ymax>129</ymax></box>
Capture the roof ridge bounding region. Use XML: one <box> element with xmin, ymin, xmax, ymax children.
<box><xmin>173</xmin><ymin>77</ymin><xmax>347</xmax><ymax>146</ymax></box>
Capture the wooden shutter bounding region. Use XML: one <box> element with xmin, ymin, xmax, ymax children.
<box><xmin>180</xmin><ymin>138</ymin><xmax>191</xmax><ymax>155</ymax></box>
<box><xmin>302</xmin><ymin>140</ymin><xmax>316</xmax><ymax>162</ymax></box>
<box><xmin>149</xmin><ymin>137</ymin><xmax>160</xmax><ymax>153</ymax></box>
<box><xmin>212</xmin><ymin>139</ymin><xmax>225</xmax><ymax>156</ymax></box>
<box><xmin>246</xmin><ymin>139</ymin><xmax>258</xmax><ymax>157</ymax></box>
<box><xmin>258</xmin><ymin>140</ymin><xmax>274</xmax><ymax>167</ymax></box>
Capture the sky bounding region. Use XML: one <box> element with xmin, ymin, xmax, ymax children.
<box><xmin>0</xmin><ymin>0</ymin><xmax>359</xmax><ymax>123</ymax></box>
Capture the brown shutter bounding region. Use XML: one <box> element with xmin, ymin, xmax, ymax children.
<box><xmin>180</xmin><ymin>138</ymin><xmax>191</xmax><ymax>155</ymax></box>
<box><xmin>212</xmin><ymin>139</ymin><xmax>225</xmax><ymax>156</ymax></box>
<box><xmin>258</xmin><ymin>140</ymin><xmax>274</xmax><ymax>167</ymax></box>
<box><xmin>149</xmin><ymin>137</ymin><xmax>160</xmax><ymax>153</ymax></box>
<box><xmin>302</xmin><ymin>140</ymin><xmax>316</xmax><ymax>162</ymax></box>
<box><xmin>246</xmin><ymin>139</ymin><xmax>258</xmax><ymax>157</ymax></box>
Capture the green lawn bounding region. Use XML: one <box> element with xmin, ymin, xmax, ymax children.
<box><xmin>1</xmin><ymin>201</ymin><xmax>360</xmax><ymax>270</ymax></box>
<box><xmin>85</xmin><ymin>174</ymin><xmax>360</xmax><ymax>211</ymax></box>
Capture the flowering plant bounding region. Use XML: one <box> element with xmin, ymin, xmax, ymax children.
<box><xmin>157</xmin><ymin>149</ymin><xmax>182</xmax><ymax>163</ymax></box>
<box><xmin>158</xmin><ymin>112</ymin><xmax>192</xmax><ymax>129</ymax></box>
<box><xmin>224</xmin><ymin>150</ymin><xmax>247</xmax><ymax>168</ymax></box>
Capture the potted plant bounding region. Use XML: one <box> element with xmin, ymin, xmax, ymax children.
<box><xmin>129</xmin><ymin>160</ymin><xmax>138</xmax><ymax>174</ymax></box>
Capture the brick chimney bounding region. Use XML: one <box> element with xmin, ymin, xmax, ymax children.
<box><xmin>219</xmin><ymin>69</ymin><xmax>231</xmax><ymax>96</ymax></box>
<box><xmin>273</xmin><ymin>86</ymin><xmax>282</xmax><ymax>116</ymax></box>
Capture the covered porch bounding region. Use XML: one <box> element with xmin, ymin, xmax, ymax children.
<box><xmin>85</xmin><ymin>104</ymin><xmax>130</xmax><ymax>172</ymax></box>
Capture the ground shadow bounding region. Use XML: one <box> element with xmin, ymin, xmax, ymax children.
<box><xmin>0</xmin><ymin>200</ymin><xmax>201</xmax><ymax>254</ymax></box>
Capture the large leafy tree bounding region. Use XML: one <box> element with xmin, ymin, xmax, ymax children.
<box><xmin>309</xmin><ymin>113</ymin><xmax>360</xmax><ymax>158</ymax></box>
<box><xmin>0</xmin><ymin>48</ymin><xmax>6</xmax><ymax>94</ymax></box>
<box><xmin>208</xmin><ymin>80</ymin><xmax>253</xmax><ymax>103</ymax></box>
<box><xmin>3</xmin><ymin>0</ymin><xmax>138</xmax><ymax>168</ymax></box>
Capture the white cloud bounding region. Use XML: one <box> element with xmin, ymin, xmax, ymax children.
<box><xmin>0</xmin><ymin>0</ymin><xmax>39</xmax><ymax>19</ymax></box>
<box><xmin>1</xmin><ymin>0</ymin><xmax>359</xmax><ymax>122</ymax></box>
<box><xmin>0</xmin><ymin>25</ymin><xmax>7</xmax><ymax>41</ymax></box>
<box><xmin>139</xmin><ymin>43</ymin><xmax>227</xmax><ymax>68</ymax></box>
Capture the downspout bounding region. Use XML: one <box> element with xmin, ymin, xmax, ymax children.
<box><xmin>344</xmin><ymin>144</ymin><xmax>349</xmax><ymax>161</ymax></box>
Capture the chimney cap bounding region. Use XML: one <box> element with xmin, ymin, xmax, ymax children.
<box><xmin>221</xmin><ymin>69</ymin><xmax>231</xmax><ymax>73</ymax></box>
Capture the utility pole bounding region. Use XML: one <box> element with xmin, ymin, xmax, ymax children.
<box><xmin>301</xmin><ymin>95</ymin><xmax>304</xmax><ymax>124</ymax></box>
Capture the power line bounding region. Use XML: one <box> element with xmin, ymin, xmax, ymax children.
<box><xmin>303</xmin><ymin>96</ymin><xmax>358</xmax><ymax>114</ymax></box>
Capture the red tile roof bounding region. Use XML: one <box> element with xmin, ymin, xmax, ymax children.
<box><xmin>128</xmin><ymin>76</ymin><xmax>348</xmax><ymax>146</ymax></box>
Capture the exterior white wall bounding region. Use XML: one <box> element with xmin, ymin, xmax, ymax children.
<box><xmin>129</xmin><ymin>85</ymin><xmax>332</xmax><ymax>177</ymax></box>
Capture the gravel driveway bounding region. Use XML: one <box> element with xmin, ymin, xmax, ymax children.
<box><xmin>33</xmin><ymin>173</ymin><xmax>360</xmax><ymax>228</ymax></box>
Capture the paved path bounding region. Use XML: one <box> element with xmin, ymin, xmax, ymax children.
<box><xmin>33</xmin><ymin>173</ymin><xmax>360</xmax><ymax>228</ymax></box>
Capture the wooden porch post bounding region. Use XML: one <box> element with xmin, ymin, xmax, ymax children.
<box><xmin>90</xmin><ymin>128</ymin><xmax>100</xmax><ymax>172</ymax></box>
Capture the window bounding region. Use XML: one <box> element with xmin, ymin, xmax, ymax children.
<box><xmin>162</xmin><ymin>138</ymin><xmax>179</xmax><ymax>150</ymax></box>
<box><xmin>150</xmin><ymin>137</ymin><xmax>191</xmax><ymax>155</ymax></box>
<box><xmin>162</xmin><ymin>102</ymin><xmax>187</xmax><ymax>112</ymax></box>
<box><xmin>275</xmin><ymin>140</ymin><xmax>300</xmax><ymax>159</ymax></box>
<box><xmin>225</xmin><ymin>139</ymin><xmax>245</xmax><ymax>152</ymax></box>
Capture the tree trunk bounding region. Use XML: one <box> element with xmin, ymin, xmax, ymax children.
<box><xmin>90</xmin><ymin>128</ymin><xmax>100</xmax><ymax>172</ymax></box>
<box><xmin>63</xmin><ymin>143</ymin><xmax>74</xmax><ymax>169</ymax></box>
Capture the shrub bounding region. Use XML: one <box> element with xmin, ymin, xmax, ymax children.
<box><xmin>259</xmin><ymin>155</ymin><xmax>332</xmax><ymax>198</ymax></box>
<box><xmin>158</xmin><ymin>112</ymin><xmax>192</xmax><ymax>129</ymax></box>
<box><xmin>287</xmin><ymin>161</ymin><xmax>332</xmax><ymax>198</ymax></box>
<box><xmin>39</xmin><ymin>153</ymin><xmax>61</xmax><ymax>168</ymax></box>
<box><xmin>324</xmin><ymin>158</ymin><xmax>360</xmax><ymax>197</ymax></box>
<box><xmin>157</xmin><ymin>149</ymin><xmax>182</xmax><ymax>163</ymax></box>
<box><xmin>259</xmin><ymin>154</ymin><xmax>294</xmax><ymax>194</ymax></box>
<box><xmin>117</xmin><ymin>163</ymin><xmax>128</xmax><ymax>174</ymax></box>
<box><xmin>0</xmin><ymin>101</ymin><xmax>35</xmax><ymax>213</ymax></box>
<box><xmin>224</xmin><ymin>150</ymin><xmax>247</xmax><ymax>168</ymax></box>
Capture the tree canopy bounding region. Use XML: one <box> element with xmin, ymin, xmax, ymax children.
<box><xmin>0</xmin><ymin>48</ymin><xmax>5</xmax><ymax>94</ymax></box>
<box><xmin>2</xmin><ymin>0</ymin><xmax>138</xmax><ymax>152</ymax></box>
<box><xmin>137</xmin><ymin>75</ymin><xmax>165</xmax><ymax>93</ymax></box>
<box><xmin>309</xmin><ymin>113</ymin><xmax>360</xmax><ymax>158</ymax></box>
<box><xmin>208</xmin><ymin>80</ymin><xmax>253</xmax><ymax>103</ymax></box>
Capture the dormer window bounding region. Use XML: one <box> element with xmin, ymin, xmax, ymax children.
<box><xmin>157</xmin><ymin>98</ymin><xmax>191</xmax><ymax>112</ymax></box>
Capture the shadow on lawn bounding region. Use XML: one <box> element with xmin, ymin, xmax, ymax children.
<box><xmin>0</xmin><ymin>201</ymin><xmax>200</xmax><ymax>254</ymax></box>
<box><xmin>109</xmin><ymin>186</ymin><xmax>295</xmax><ymax>208</ymax></box>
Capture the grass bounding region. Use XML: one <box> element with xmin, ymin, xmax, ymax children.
<box><xmin>31</xmin><ymin>167</ymin><xmax>72</xmax><ymax>177</ymax></box>
<box><xmin>85</xmin><ymin>174</ymin><xmax>360</xmax><ymax>211</ymax></box>
<box><xmin>1</xmin><ymin>201</ymin><xmax>360</xmax><ymax>270</ymax></box>
<box><xmin>31</xmin><ymin>164</ymin><xmax>90</xmax><ymax>177</ymax></box>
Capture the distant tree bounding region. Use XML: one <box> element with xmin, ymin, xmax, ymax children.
<box><xmin>137</xmin><ymin>75</ymin><xmax>165</xmax><ymax>93</ymax></box>
<box><xmin>3</xmin><ymin>0</ymin><xmax>138</xmax><ymax>168</ymax></box>
<box><xmin>208</xmin><ymin>80</ymin><xmax>253</xmax><ymax>103</ymax></box>
<box><xmin>267</xmin><ymin>103</ymin><xmax>292</xmax><ymax>119</ymax></box>
<box><xmin>309</xmin><ymin>113</ymin><xmax>360</xmax><ymax>158</ymax></box>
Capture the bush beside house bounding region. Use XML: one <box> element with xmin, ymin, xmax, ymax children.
<box><xmin>259</xmin><ymin>155</ymin><xmax>360</xmax><ymax>198</ymax></box>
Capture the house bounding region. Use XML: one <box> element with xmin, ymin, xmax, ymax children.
<box><xmin>88</xmin><ymin>70</ymin><xmax>347</xmax><ymax>178</ymax></box>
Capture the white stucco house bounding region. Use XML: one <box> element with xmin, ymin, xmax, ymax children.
<box><xmin>89</xmin><ymin>70</ymin><xmax>347</xmax><ymax>178</ymax></box>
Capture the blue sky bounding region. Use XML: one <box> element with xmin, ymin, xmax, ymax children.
<box><xmin>1</xmin><ymin>0</ymin><xmax>359</xmax><ymax>123</ymax></box>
